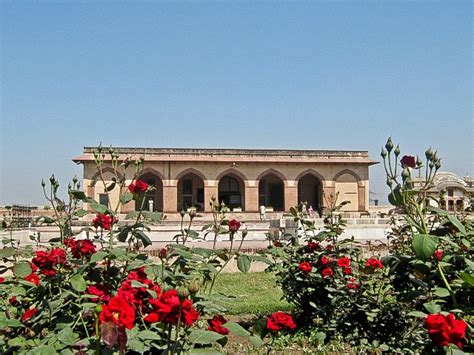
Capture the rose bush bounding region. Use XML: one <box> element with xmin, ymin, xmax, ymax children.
<box><xmin>0</xmin><ymin>146</ymin><xmax>259</xmax><ymax>354</ymax></box>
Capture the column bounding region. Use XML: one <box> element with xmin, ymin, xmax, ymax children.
<box><xmin>358</xmin><ymin>185</ymin><xmax>366</xmax><ymax>211</ymax></box>
<box><xmin>86</xmin><ymin>185</ymin><xmax>95</xmax><ymax>212</ymax></box>
<box><xmin>204</xmin><ymin>181</ymin><xmax>218</xmax><ymax>212</ymax></box>
<box><xmin>162</xmin><ymin>183</ymin><xmax>178</xmax><ymax>213</ymax></box>
<box><xmin>284</xmin><ymin>181</ymin><xmax>298</xmax><ymax>212</ymax></box>
<box><xmin>120</xmin><ymin>185</ymin><xmax>135</xmax><ymax>213</ymax></box>
<box><xmin>244</xmin><ymin>183</ymin><xmax>259</xmax><ymax>212</ymax></box>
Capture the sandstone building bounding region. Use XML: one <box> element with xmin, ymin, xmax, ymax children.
<box><xmin>73</xmin><ymin>148</ymin><xmax>376</xmax><ymax>215</ymax></box>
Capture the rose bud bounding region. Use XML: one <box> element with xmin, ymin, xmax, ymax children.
<box><xmin>425</xmin><ymin>147</ymin><xmax>433</xmax><ymax>160</ymax></box>
<box><xmin>380</xmin><ymin>148</ymin><xmax>387</xmax><ymax>158</ymax></box>
<box><xmin>188</xmin><ymin>279</ymin><xmax>200</xmax><ymax>294</ymax></box>
<box><xmin>394</xmin><ymin>145</ymin><xmax>400</xmax><ymax>156</ymax></box>
<box><xmin>179</xmin><ymin>210</ymin><xmax>186</xmax><ymax>218</ymax></box>
<box><xmin>177</xmin><ymin>287</ymin><xmax>190</xmax><ymax>301</ymax></box>
<box><xmin>402</xmin><ymin>168</ymin><xmax>410</xmax><ymax>180</ymax></box>
<box><xmin>188</xmin><ymin>207</ymin><xmax>197</xmax><ymax>219</ymax></box>
<box><xmin>385</xmin><ymin>137</ymin><xmax>394</xmax><ymax>152</ymax></box>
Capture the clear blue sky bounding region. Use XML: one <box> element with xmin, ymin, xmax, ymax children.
<box><xmin>1</xmin><ymin>1</ymin><xmax>472</xmax><ymax>205</ymax></box>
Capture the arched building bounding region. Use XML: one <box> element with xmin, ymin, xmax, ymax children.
<box><xmin>73</xmin><ymin>147</ymin><xmax>377</xmax><ymax>215</ymax></box>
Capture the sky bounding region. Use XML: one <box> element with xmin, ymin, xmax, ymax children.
<box><xmin>1</xmin><ymin>1</ymin><xmax>472</xmax><ymax>206</ymax></box>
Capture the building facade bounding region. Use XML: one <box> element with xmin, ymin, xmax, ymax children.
<box><xmin>418</xmin><ymin>172</ymin><xmax>474</xmax><ymax>212</ymax></box>
<box><xmin>73</xmin><ymin>148</ymin><xmax>377</xmax><ymax>215</ymax></box>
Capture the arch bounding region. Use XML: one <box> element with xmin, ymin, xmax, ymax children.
<box><xmin>174</xmin><ymin>168</ymin><xmax>208</xmax><ymax>182</ymax></box>
<box><xmin>333</xmin><ymin>169</ymin><xmax>363</xmax><ymax>187</ymax></box>
<box><xmin>333</xmin><ymin>169</ymin><xmax>361</xmax><ymax>211</ymax></box>
<box><xmin>215</xmin><ymin>168</ymin><xmax>249</xmax><ymax>183</ymax></box>
<box><xmin>177</xmin><ymin>171</ymin><xmax>205</xmax><ymax>212</ymax></box>
<box><xmin>90</xmin><ymin>167</ymin><xmax>124</xmax><ymax>187</ymax></box>
<box><xmin>135</xmin><ymin>171</ymin><xmax>163</xmax><ymax>212</ymax></box>
<box><xmin>218</xmin><ymin>172</ymin><xmax>245</xmax><ymax>211</ymax></box>
<box><xmin>258</xmin><ymin>171</ymin><xmax>285</xmax><ymax>211</ymax></box>
<box><xmin>297</xmin><ymin>172</ymin><xmax>323</xmax><ymax>216</ymax></box>
<box><xmin>256</xmin><ymin>168</ymin><xmax>287</xmax><ymax>182</ymax></box>
<box><xmin>295</xmin><ymin>169</ymin><xmax>325</xmax><ymax>184</ymax></box>
<box><xmin>138</xmin><ymin>167</ymin><xmax>165</xmax><ymax>181</ymax></box>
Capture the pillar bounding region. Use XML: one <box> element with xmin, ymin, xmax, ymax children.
<box><xmin>204</xmin><ymin>181</ymin><xmax>218</xmax><ymax>212</ymax></box>
<box><xmin>358</xmin><ymin>185</ymin><xmax>366</xmax><ymax>211</ymax></box>
<box><xmin>244</xmin><ymin>185</ymin><xmax>259</xmax><ymax>212</ymax></box>
<box><xmin>120</xmin><ymin>185</ymin><xmax>135</xmax><ymax>213</ymax></box>
<box><xmin>284</xmin><ymin>182</ymin><xmax>298</xmax><ymax>212</ymax></box>
<box><xmin>86</xmin><ymin>185</ymin><xmax>95</xmax><ymax>212</ymax></box>
<box><xmin>162</xmin><ymin>184</ymin><xmax>178</xmax><ymax>213</ymax></box>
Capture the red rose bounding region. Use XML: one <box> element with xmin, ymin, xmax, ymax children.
<box><xmin>99</xmin><ymin>296</ymin><xmax>135</xmax><ymax>330</ymax></box>
<box><xmin>87</xmin><ymin>284</ymin><xmax>111</xmax><ymax>303</ymax></box>
<box><xmin>306</xmin><ymin>242</ymin><xmax>319</xmax><ymax>252</ymax></box>
<box><xmin>117</xmin><ymin>267</ymin><xmax>160</xmax><ymax>307</ymax></box>
<box><xmin>434</xmin><ymin>250</ymin><xmax>444</xmax><ymax>262</ymax></box>
<box><xmin>145</xmin><ymin>289</ymin><xmax>199</xmax><ymax>327</ymax></box>
<box><xmin>337</xmin><ymin>257</ymin><xmax>351</xmax><ymax>268</ymax></box>
<box><xmin>425</xmin><ymin>313</ymin><xmax>468</xmax><ymax>348</ymax></box>
<box><xmin>92</xmin><ymin>213</ymin><xmax>115</xmax><ymax>231</ymax></box>
<box><xmin>159</xmin><ymin>248</ymin><xmax>167</xmax><ymax>259</ymax></box>
<box><xmin>320</xmin><ymin>256</ymin><xmax>332</xmax><ymax>265</ymax></box>
<box><xmin>343</xmin><ymin>267</ymin><xmax>352</xmax><ymax>275</ymax></box>
<box><xmin>400</xmin><ymin>155</ymin><xmax>417</xmax><ymax>168</ymax></box>
<box><xmin>32</xmin><ymin>251</ymin><xmax>49</xmax><ymax>269</ymax></box>
<box><xmin>128</xmin><ymin>179</ymin><xmax>148</xmax><ymax>194</ymax></box>
<box><xmin>24</xmin><ymin>273</ymin><xmax>40</xmax><ymax>286</ymax></box>
<box><xmin>0</xmin><ymin>277</ymin><xmax>4</xmax><ymax>283</ymax></box>
<box><xmin>365</xmin><ymin>258</ymin><xmax>383</xmax><ymax>269</ymax></box>
<box><xmin>347</xmin><ymin>277</ymin><xmax>360</xmax><ymax>289</ymax></box>
<box><xmin>48</xmin><ymin>248</ymin><xmax>67</xmax><ymax>265</ymax></box>
<box><xmin>228</xmin><ymin>219</ymin><xmax>241</xmax><ymax>233</ymax></box>
<box><xmin>9</xmin><ymin>296</ymin><xmax>19</xmax><ymax>306</ymax></box>
<box><xmin>21</xmin><ymin>307</ymin><xmax>38</xmax><ymax>321</ymax></box>
<box><xmin>322</xmin><ymin>267</ymin><xmax>334</xmax><ymax>278</ymax></box>
<box><xmin>298</xmin><ymin>262</ymin><xmax>312</xmax><ymax>273</ymax></box>
<box><xmin>325</xmin><ymin>244</ymin><xmax>334</xmax><ymax>251</ymax></box>
<box><xmin>66</xmin><ymin>238</ymin><xmax>96</xmax><ymax>259</ymax></box>
<box><xmin>266</xmin><ymin>311</ymin><xmax>296</xmax><ymax>332</ymax></box>
<box><xmin>208</xmin><ymin>315</ymin><xmax>229</xmax><ymax>335</ymax></box>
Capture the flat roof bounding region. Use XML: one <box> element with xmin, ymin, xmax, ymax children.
<box><xmin>73</xmin><ymin>147</ymin><xmax>377</xmax><ymax>165</ymax></box>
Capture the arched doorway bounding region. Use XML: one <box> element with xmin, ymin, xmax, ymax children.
<box><xmin>258</xmin><ymin>173</ymin><xmax>284</xmax><ymax>211</ymax></box>
<box><xmin>135</xmin><ymin>172</ymin><xmax>163</xmax><ymax>212</ymax></box>
<box><xmin>334</xmin><ymin>172</ymin><xmax>359</xmax><ymax>211</ymax></box>
<box><xmin>177</xmin><ymin>172</ymin><xmax>205</xmax><ymax>212</ymax></box>
<box><xmin>298</xmin><ymin>173</ymin><xmax>323</xmax><ymax>215</ymax></box>
<box><xmin>218</xmin><ymin>174</ymin><xmax>245</xmax><ymax>211</ymax></box>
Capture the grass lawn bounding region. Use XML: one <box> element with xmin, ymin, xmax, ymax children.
<box><xmin>211</xmin><ymin>271</ymin><xmax>293</xmax><ymax>315</ymax></box>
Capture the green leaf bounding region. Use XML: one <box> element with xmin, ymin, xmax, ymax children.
<box><xmin>412</xmin><ymin>234</ymin><xmax>439</xmax><ymax>261</ymax></box>
<box><xmin>138</xmin><ymin>330</ymin><xmax>163</xmax><ymax>341</ymax></box>
<box><xmin>433</xmin><ymin>288</ymin><xmax>450</xmax><ymax>298</ymax></box>
<box><xmin>188</xmin><ymin>330</ymin><xmax>225</xmax><ymax>345</ymax></box>
<box><xmin>10</xmin><ymin>286</ymin><xmax>27</xmax><ymax>296</ymax></box>
<box><xmin>223</xmin><ymin>321</ymin><xmax>250</xmax><ymax>337</ymax></box>
<box><xmin>70</xmin><ymin>274</ymin><xmax>86</xmax><ymax>292</ymax></box>
<box><xmin>459</xmin><ymin>272</ymin><xmax>474</xmax><ymax>286</ymax></box>
<box><xmin>89</xmin><ymin>251</ymin><xmax>108</xmax><ymax>263</ymax></box>
<box><xmin>446</xmin><ymin>215</ymin><xmax>466</xmax><ymax>235</ymax></box>
<box><xmin>408</xmin><ymin>311</ymin><xmax>427</xmax><ymax>318</ymax></box>
<box><xmin>423</xmin><ymin>301</ymin><xmax>442</xmax><ymax>314</ymax></box>
<box><xmin>70</xmin><ymin>190</ymin><xmax>87</xmax><ymax>201</ymax></box>
<box><xmin>89</xmin><ymin>203</ymin><xmax>107</xmax><ymax>214</ymax></box>
<box><xmin>190</xmin><ymin>349</ymin><xmax>223</xmax><ymax>355</ymax></box>
<box><xmin>57</xmin><ymin>326</ymin><xmax>79</xmax><ymax>345</ymax></box>
<box><xmin>14</xmin><ymin>262</ymin><xmax>32</xmax><ymax>278</ymax></box>
<box><xmin>236</xmin><ymin>254</ymin><xmax>251</xmax><ymax>273</ymax></box>
<box><xmin>142</xmin><ymin>211</ymin><xmax>162</xmax><ymax>222</ymax></box>
<box><xmin>74</xmin><ymin>209</ymin><xmax>88</xmax><ymax>217</ymax></box>
<box><xmin>120</xmin><ymin>193</ymin><xmax>134</xmax><ymax>205</ymax></box>
<box><xmin>26</xmin><ymin>346</ymin><xmax>57</xmax><ymax>355</ymax></box>
<box><xmin>0</xmin><ymin>247</ymin><xmax>16</xmax><ymax>258</ymax></box>
<box><xmin>125</xmin><ymin>211</ymin><xmax>139</xmax><ymax>220</ymax></box>
<box><xmin>127</xmin><ymin>338</ymin><xmax>145</xmax><ymax>353</ymax></box>
<box><xmin>249</xmin><ymin>335</ymin><xmax>264</xmax><ymax>348</ymax></box>
<box><xmin>134</xmin><ymin>230</ymin><xmax>152</xmax><ymax>248</ymax></box>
